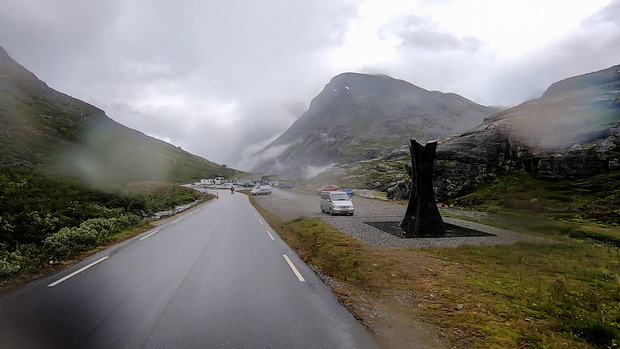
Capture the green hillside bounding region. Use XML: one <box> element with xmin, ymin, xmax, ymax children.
<box><xmin>0</xmin><ymin>46</ymin><xmax>236</xmax><ymax>185</ymax></box>
<box><xmin>0</xmin><ymin>46</ymin><xmax>238</xmax><ymax>284</ymax></box>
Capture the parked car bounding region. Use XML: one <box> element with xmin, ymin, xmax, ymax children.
<box><xmin>316</xmin><ymin>184</ymin><xmax>341</xmax><ymax>195</ymax></box>
<box><xmin>251</xmin><ymin>185</ymin><xmax>272</xmax><ymax>195</ymax></box>
<box><xmin>278</xmin><ymin>183</ymin><xmax>293</xmax><ymax>189</ymax></box>
<box><xmin>320</xmin><ymin>190</ymin><xmax>354</xmax><ymax>216</ymax></box>
<box><xmin>342</xmin><ymin>188</ymin><xmax>355</xmax><ymax>196</ymax></box>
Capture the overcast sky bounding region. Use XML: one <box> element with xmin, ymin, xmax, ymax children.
<box><xmin>1</xmin><ymin>0</ymin><xmax>619</xmax><ymax>171</ymax></box>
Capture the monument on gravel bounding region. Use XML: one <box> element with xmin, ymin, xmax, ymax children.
<box><xmin>400</xmin><ymin>139</ymin><xmax>447</xmax><ymax>237</ymax></box>
<box><xmin>364</xmin><ymin>139</ymin><xmax>494</xmax><ymax>239</ymax></box>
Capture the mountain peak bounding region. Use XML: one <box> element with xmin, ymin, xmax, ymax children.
<box><xmin>252</xmin><ymin>72</ymin><xmax>496</xmax><ymax>178</ymax></box>
<box><xmin>0</xmin><ymin>46</ymin><xmax>42</xmax><ymax>85</ymax></box>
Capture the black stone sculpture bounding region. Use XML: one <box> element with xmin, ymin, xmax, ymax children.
<box><xmin>400</xmin><ymin>139</ymin><xmax>446</xmax><ymax>237</ymax></box>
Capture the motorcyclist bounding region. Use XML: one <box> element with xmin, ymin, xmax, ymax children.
<box><xmin>230</xmin><ymin>185</ymin><xmax>235</xmax><ymax>194</ymax></box>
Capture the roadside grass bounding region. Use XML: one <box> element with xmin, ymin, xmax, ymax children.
<box><xmin>426</xmin><ymin>241</ymin><xmax>620</xmax><ymax>348</ymax></box>
<box><xmin>249</xmin><ymin>196</ymin><xmax>620</xmax><ymax>348</ymax></box>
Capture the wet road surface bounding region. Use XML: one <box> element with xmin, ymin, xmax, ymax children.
<box><xmin>0</xmin><ymin>191</ymin><xmax>379</xmax><ymax>348</ymax></box>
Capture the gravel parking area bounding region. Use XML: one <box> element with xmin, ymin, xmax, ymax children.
<box><xmin>252</xmin><ymin>188</ymin><xmax>548</xmax><ymax>248</ymax></box>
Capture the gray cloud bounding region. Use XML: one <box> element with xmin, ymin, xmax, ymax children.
<box><xmin>387</xmin><ymin>15</ymin><xmax>483</xmax><ymax>51</ymax></box>
<box><xmin>478</xmin><ymin>0</ymin><xmax>620</xmax><ymax>106</ymax></box>
<box><xmin>586</xmin><ymin>0</ymin><xmax>620</xmax><ymax>25</ymax></box>
<box><xmin>1</xmin><ymin>0</ymin><xmax>619</xmax><ymax>171</ymax></box>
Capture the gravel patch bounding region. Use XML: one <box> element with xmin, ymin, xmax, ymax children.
<box><xmin>253</xmin><ymin>188</ymin><xmax>549</xmax><ymax>248</ymax></box>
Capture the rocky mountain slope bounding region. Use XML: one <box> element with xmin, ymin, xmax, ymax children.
<box><xmin>433</xmin><ymin>63</ymin><xmax>620</xmax><ymax>199</ymax></box>
<box><xmin>253</xmin><ymin>72</ymin><xmax>498</xmax><ymax>178</ymax></box>
<box><xmin>0</xmin><ymin>47</ymin><xmax>233</xmax><ymax>184</ymax></box>
<box><xmin>307</xmin><ymin>64</ymin><xmax>619</xmax><ymax>201</ymax></box>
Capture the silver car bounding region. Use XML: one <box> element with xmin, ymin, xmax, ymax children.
<box><xmin>320</xmin><ymin>191</ymin><xmax>354</xmax><ymax>216</ymax></box>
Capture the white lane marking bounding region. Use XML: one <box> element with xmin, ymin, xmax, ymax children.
<box><xmin>139</xmin><ymin>229</ymin><xmax>160</xmax><ymax>241</ymax></box>
<box><xmin>172</xmin><ymin>219</ymin><xmax>181</xmax><ymax>224</ymax></box>
<box><xmin>254</xmin><ymin>213</ymin><xmax>258</xmax><ymax>217</ymax></box>
<box><xmin>266</xmin><ymin>231</ymin><xmax>275</xmax><ymax>240</ymax></box>
<box><xmin>259</xmin><ymin>220</ymin><xmax>264</xmax><ymax>225</ymax></box>
<box><xmin>283</xmin><ymin>254</ymin><xmax>305</xmax><ymax>282</ymax></box>
<box><xmin>47</xmin><ymin>256</ymin><xmax>109</xmax><ymax>287</ymax></box>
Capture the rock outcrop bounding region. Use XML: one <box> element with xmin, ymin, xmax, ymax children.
<box><xmin>431</xmin><ymin>64</ymin><xmax>620</xmax><ymax>200</ymax></box>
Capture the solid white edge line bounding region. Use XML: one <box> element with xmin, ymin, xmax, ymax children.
<box><xmin>283</xmin><ymin>254</ymin><xmax>305</xmax><ymax>282</ymax></box>
<box><xmin>139</xmin><ymin>229</ymin><xmax>160</xmax><ymax>241</ymax></box>
<box><xmin>266</xmin><ymin>231</ymin><xmax>275</xmax><ymax>240</ymax></box>
<box><xmin>47</xmin><ymin>256</ymin><xmax>109</xmax><ymax>287</ymax></box>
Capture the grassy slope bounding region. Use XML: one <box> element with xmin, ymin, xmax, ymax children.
<box><xmin>0</xmin><ymin>62</ymin><xmax>239</xmax><ymax>185</ymax></box>
<box><xmin>449</xmin><ymin>170</ymin><xmax>620</xmax><ymax>244</ymax></box>
<box><xmin>249</xmin><ymin>170</ymin><xmax>620</xmax><ymax>348</ymax></box>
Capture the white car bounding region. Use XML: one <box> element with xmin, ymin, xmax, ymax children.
<box><xmin>251</xmin><ymin>185</ymin><xmax>272</xmax><ymax>195</ymax></box>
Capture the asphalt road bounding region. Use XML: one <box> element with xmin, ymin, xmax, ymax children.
<box><xmin>0</xmin><ymin>190</ymin><xmax>379</xmax><ymax>348</ymax></box>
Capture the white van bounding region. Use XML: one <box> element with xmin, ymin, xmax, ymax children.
<box><xmin>320</xmin><ymin>191</ymin><xmax>354</xmax><ymax>216</ymax></box>
<box><xmin>251</xmin><ymin>185</ymin><xmax>272</xmax><ymax>195</ymax></box>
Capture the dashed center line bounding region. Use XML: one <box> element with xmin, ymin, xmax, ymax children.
<box><xmin>139</xmin><ymin>229</ymin><xmax>160</xmax><ymax>241</ymax></box>
<box><xmin>283</xmin><ymin>254</ymin><xmax>305</xmax><ymax>282</ymax></box>
<box><xmin>47</xmin><ymin>256</ymin><xmax>109</xmax><ymax>287</ymax></box>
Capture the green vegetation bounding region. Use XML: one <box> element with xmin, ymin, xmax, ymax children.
<box><xmin>0</xmin><ymin>67</ymin><xmax>240</xmax><ymax>185</ymax></box>
<box><xmin>249</xmin><ymin>170</ymin><xmax>620</xmax><ymax>348</ymax></box>
<box><xmin>0</xmin><ymin>167</ymin><xmax>205</xmax><ymax>284</ymax></box>
<box><xmin>449</xmin><ymin>170</ymin><xmax>620</xmax><ymax>246</ymax></box>
<box><xmin>1</xmin><ymin>55</ymin><xmax>240</xmax><ymax>285</ymax></box>
<box><xmin>427</xmin><ymin>239</ymin><xmax>619</xmax><ymax>348</ymax></box>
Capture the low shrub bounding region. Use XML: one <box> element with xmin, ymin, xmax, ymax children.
<box><xmin>43</xmin><ymin>215</ymin><xmax>141</xmax><ymax>259</ymax></box>
<box><xmin>0</xmin><ymin>255</ymin><xmax>21</xmax><ymax>277</ymax></box>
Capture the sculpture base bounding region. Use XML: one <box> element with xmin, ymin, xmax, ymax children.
<box><xmin>364</xmin><ymin>221</ymin><xmax>496</xmax><ymax>239</ymax></box>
